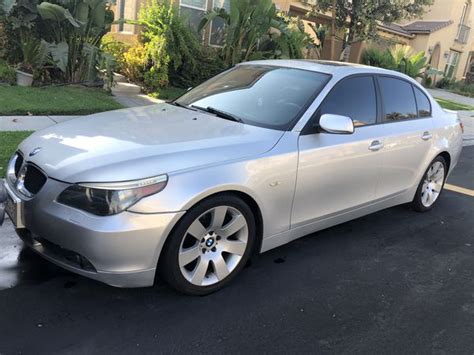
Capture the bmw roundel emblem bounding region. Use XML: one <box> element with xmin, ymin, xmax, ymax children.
<box><xmin>29</xmin><ymin>147</ymin><xmax>42</xmax><ymax>157</ymax></box>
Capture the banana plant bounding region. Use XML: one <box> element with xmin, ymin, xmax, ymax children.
<box><xmin>6</xmin><ymin>0</ymin><xmax>114</xmax><ymax>85</ymax></box>
<box><xmin>198</xmin><ymin>0</ymin><xmax>277</xmax><ymax>66</ymax></box>
<box><xmin>36</xmin><ymin>0</ymin><xmax>114</xmax><ymax>83</ymax></box>
<box><xmin>389</xmin><ymin>44</ymin><xmax>427</xmax><ymax>78</ymax></box>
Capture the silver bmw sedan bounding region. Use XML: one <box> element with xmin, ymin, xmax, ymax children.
<box><xmin>1</xmin><ymin>60</ymin><xmax>463</xmax><ymax>295</ymax></box>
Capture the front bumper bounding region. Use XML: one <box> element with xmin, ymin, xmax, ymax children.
<box><xmin>2</xmin><ymin>178</ymin><xmax>184</xmax><ymax>288</ymax></box>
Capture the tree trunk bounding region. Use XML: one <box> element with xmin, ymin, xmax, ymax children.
<box><xmin>344</xmin><ymin>8</ymin><xmax>357</xmax><ymax>62</ymax></box>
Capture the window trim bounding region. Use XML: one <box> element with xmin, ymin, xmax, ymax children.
<box><xmin>301</xmin><ymin>73</ymin><xmax>381</xmax><ymax>135</ymax></box>
<box><xmin>179</xmin><ymin>0</ymin><xmax>208</xmax><ymax>11</ymax></box>
<box><xmin>376</xmin><ymin>75</ymin><xmax>432</xmax><ymax>124</ymax></box>
<box><xmin>412</xmin><ymin>84</ymin><xmax>433</xmax><ymax>119</ymax></box>
<box><xmin>176</xmin><ymin>64</ymin><xmax>333</xmax><ymax>132</ymax></box>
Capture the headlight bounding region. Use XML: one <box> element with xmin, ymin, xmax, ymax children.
<box><xmin>57</xmin><ymin>175</ymin><xmax>168</xmax><ymax>216</ymax></box>
<box><xmin>6</xmin><ymin>152</ymin><xmax>23</xmax><ymax>186</ymax></box>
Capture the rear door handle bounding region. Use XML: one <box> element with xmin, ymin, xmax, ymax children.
<box><xmin>369</xmin><ymin>140</ymin><xmax>384</xmax><ymax>151</ymax></box>
<box><xmin>421</xmin><ymin>131</ymin><xmax>432</xmax><ymax>140</ymax></box>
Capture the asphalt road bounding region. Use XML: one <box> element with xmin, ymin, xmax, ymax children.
<box><xmin>0</xmin><ymin>147</ymin><xmax>473</xmax><ymax>354</ymax></box>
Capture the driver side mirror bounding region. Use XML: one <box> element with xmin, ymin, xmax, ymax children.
<box><xmin>318</xmin><ymin>114</ymin><xmax>354</xmax><ymax>135</ymax></box>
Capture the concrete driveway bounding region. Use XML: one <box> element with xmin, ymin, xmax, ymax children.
<box><xmin>0</xmin><ymin>146</ymin><xmax>473</xmax><ymax>354</ymax></box>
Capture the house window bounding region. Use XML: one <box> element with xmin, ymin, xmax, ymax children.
<box><xmin>180</xmin><ymin>0</ymin><xmax>208</xmax><ymax>32</ymax></box>
<box><xmin>118</xmin><ymin>0</ymin><xmax>126</xmax><ymax>32</ymax></box>
<box><xmin>209</xmin><ymin>0</ymin><xmax>230</xmax><ymax>46</ymax></box>
<box><xmin>459</xmin><ymin>2</ymin><xmax>469</xmax><ymax>26</ymax></box>
<box><xmin>456</xmin><ymin>2</ymin><xmax>471</xmax><ymax>43</ymax></box>
<box><xmin>445</xmin><ymin>51</ymin><xmax>460</xmax><ymax>79</ymax></box>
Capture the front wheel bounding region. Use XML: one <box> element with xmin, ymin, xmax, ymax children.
<box><xmin>412</xmin><ymin>156</ymin><xmax>447</xmax><ymax>212</ymax></box>
<box><xmin>160</xmin><ymin>195</ymin><xmax>256</xmax><ymax>295</ymax></box>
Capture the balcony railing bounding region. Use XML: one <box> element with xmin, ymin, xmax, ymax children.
<box><xmin>455</xmin><ymin>24</ymin><xmax>471</xmax><ymax>44</ymax></box>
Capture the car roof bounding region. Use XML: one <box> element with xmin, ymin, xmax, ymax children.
<box><xmin>240</xmin><ymin>59</ymin><xmax>404</xmax><ymax>77</ymax></box>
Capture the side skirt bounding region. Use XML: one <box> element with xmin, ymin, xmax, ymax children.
<box><xmin>260</xmin><ymin>190</ymin><xmax>413</xmax><ymax>253</ymax></box>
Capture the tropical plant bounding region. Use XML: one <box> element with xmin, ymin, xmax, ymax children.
<box><xmin>270</xmin><ymin>13</ymin><xmax>314</xmax><ymax>59</ymax></box>
<box><xmin>17</xmin><ymin>31</ymin><xmax>48</xmax><ymax>73</ymax></box>
<box><xmin>4</xmin><ymin>0</ymin><xmax>115</xmax><ymax>87</ymax></box>
<box><xmin>199</xmin><ymin>0</ymin><xmax>277</xmax><ymax>66</ymax></box>
<box><xmin>362</xmin><ymin>45</ymin><xmax>427</xmax><ymax>78</ymax></box>
<box><xmin>0</xmin><ymin>59</ymin><xmax>16</xmax><ymax>84</ymax></box>
<box><xmin>36</xmin><ymin>0</ymin><xmax>115</xmax><ymax>85</ymax></box>
<box><xmin>128</xmin><ymin>0</ymin><xmax>225</xmax><ymax>89</ymax></box>
<box><xmin>361</xmin><ymin>46</ymin><xmax>394</xmax><ymax>68</ymax></box>
<box><xmin>307</xmin><ymin>23</ymin><xmax>327</xmax><ymax>58</ymax></box>
<box><xmin>101</xmin><ymin>34</ymin><xmax>130</xmax><ymax>73</ymax></box>
<box><xmin>389</xmin><ymin>44</ymin><xmax>427</xmax><ymax>78</ymax></box>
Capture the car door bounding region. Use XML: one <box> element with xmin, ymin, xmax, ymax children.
<box><xmin>291</xmin><ymin>75</ymin><xmax>385</xmax><ymax>228</ymax></box>
<box><xmin>375</xmin><ymin>76</ymin><xmax>434</xmax><ymax>199</ymax></box>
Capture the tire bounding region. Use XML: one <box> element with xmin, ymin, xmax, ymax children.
<box><xmin>412</xmin><ymin>156</ymin><xmax>447</xmax><ymax>212</ymax></box>
<box><xmin>160</xmin><ymin>194</ymin><xmax>256</xmax><ymax>295</ymax></box>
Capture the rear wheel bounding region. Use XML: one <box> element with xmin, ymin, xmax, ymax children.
<box><xmin>160</xmin><ymin>195</ymin><xmax>256</xmax><ymax>295</ymax></box>
<box><xmin>412</xmin><ymin>156</ymin><xmax>447</xmax><ymax>212</ymax></box>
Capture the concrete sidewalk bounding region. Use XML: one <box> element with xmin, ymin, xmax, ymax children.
<box><xmin>427</xmin><ymin>88</ymin><xmax>474</xmax><ymax>107</ymax></box>
<box><xmin>0</xmin><ymin>115</ymin><xmax>78</xmax><ymax>131</ymax></box>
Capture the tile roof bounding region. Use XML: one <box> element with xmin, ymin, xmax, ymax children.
<box><xmin>402</xmin><ymin>20</ymin><xmax>454</xmax><ymax>34</ymax></box>
<box><xmin>379</xmin><ymin>23</ymin><xmax>413</xmax><ymax>37</ymax></box>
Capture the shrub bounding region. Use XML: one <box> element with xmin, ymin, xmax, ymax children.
<box><xmin>435</xmin><ymin>77</ymin><xmax>452</xmax><ymax>89</ymax></box>
<box><xmin>169</xmin><ymin>47</ymin><xmax>225</xmax><ymax>88</ymax></box>
<box><xmin>101</xmin><ymin>35</ymin><xmax>131</xmax><ymax>73</ymax></box>
<box><xmin>0</xmin><ymin>60</ymin><xmax>15</xmax><ymax>84</ymax></box>
<box><xmin>126</xmin><ymin>0</ymin><xmax>225</xmax><ymax>90</ymax></box>
<box><xmin>122</xmin><ymin>43</ymin><xmax>149</xmax><ymax>84</ymax></box>
<box><xmin>361</xmin><ymin>47</ymin><xmax>394</xmax><ymax>69</ymax></box>
<box><xmin>446</xmin><ymin>80</ymin><xmax>474</xmax><ymax>98</ymax></box>
<box><xmin>362</xmin><ymin>45</ymin><xmax>427</xmax><ymax>78</ymax></box>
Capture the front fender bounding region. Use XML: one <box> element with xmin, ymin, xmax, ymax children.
<box><xmin>129</xmin><ymin>133</ymin><xmax>299</xmax><ymax>240</ymax></box>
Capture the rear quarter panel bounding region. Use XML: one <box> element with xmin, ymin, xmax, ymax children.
<box><xmin>429</xmin><ymin>103</ymin><xmax>463</xmax><ymax>176</ymax></box>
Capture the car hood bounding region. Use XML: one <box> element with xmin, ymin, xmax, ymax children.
<box><xmin>19</xmin><ymin>104</ymin><xmax>284</xmax><ymax>183</ymax></box>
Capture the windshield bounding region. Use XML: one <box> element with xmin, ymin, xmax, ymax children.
<box><xmin>175</xmin><ymin>65</ymin><xmax>330</xmax><ymax>130</ymax></box>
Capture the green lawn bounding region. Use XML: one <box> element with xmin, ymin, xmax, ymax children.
<box><xmin>150</xmin><ymin>86</ymin><xmax>187</xmax><ymax>101</ymax></box>
<box><xmin>0</xmin><ymin>131</ymin><xmax>33</xmax><ymax>178</ymax></box>
<box><xmin>0</xmin><ymin>86</ymin><xmax>123</xmax><ymax>115</ymax></box>
<box><xmin>435</xmin><ymin>98</ymin><xmax>474</xmax><ymax>111</ymax></box>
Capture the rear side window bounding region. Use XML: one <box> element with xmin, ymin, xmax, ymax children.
<box><xmin>319</xmin><ymin>76</ymin><xmax>377</xmax><ymax>126</ymax></box>
<box><xmin>413</xmin><ymin>86</ymin><xmax>431</xmax><ymax>117</ymax></box>
<box><xmin>379</xmin><ymin>77</ymin><xmax>417</xmax><ymax>121</ymax></box>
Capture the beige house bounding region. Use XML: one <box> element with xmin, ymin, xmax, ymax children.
<box><xmin>110</xmin><ymin>0</ymin><xmax>474</xmax><ymax>81</ymax></box>
<box><xmin>390</xmin><ymin>0</ymin><xmax>474</xmax><ymax>81</ymax></box>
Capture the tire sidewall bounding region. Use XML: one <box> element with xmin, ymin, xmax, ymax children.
<box><xmin>160</xmin><ymin>194</ymin><xmax>256</xmax><ymax>296</ymax></box>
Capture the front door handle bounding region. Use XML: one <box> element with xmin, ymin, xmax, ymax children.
<box><xmin>421</xmin><ymin>131</ymin><xmax>432</xmax><ymax>141</ymax></box>
<box><xmin>369</xmin><ymin>140</ymin><xmax>384</xmax><ymax>151</ymax></box>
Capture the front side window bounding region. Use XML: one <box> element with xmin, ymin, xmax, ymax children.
<box><xmin>176</xmin><ymin>65</ymin><xmax>330</xmax><ymax>130</ymax></box>
<box><xmin>379</xmin><ymin>77</ymin><xmax>417</xmax><ymax>121</ymax></box>
<box><xmin>180</xmin><ymin>0</ymin><xmax>207</xmax><ymax>32</ymax></box>
<box><xmin>319</xmin><ymin>76</ymin><xmax>377</xmax><ymax>126</ymax></box>
<box><xmin>413</xmin><ymin>86</ymin><xmax>431</xmax><ymax>117</ymax></box>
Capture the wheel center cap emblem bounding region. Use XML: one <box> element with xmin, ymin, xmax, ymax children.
<box><xmin>205</xmin><ymin>238</ymin><xmax>215</xmax><ymax>247</ymax></box>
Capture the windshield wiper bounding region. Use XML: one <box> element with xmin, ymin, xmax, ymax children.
<box><xmin>191</xmin><ymin>105</ymin><xmax>244</xmax><ymax>123</ymax></box>
<box><xmin>170</xmin><ymin>101</ymin><xmax>197</xmax><ymax>111</ymax></box>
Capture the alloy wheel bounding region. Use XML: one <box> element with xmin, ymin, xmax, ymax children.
<box><xmin>421</xmin><ymin>161</ymin><xmax>445</xmax><ymax>208</ymax></box>
<box><xmin>178</xmin><ymin>205</ymin><xmax>249</xmax><ymax>286</ymax></box>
